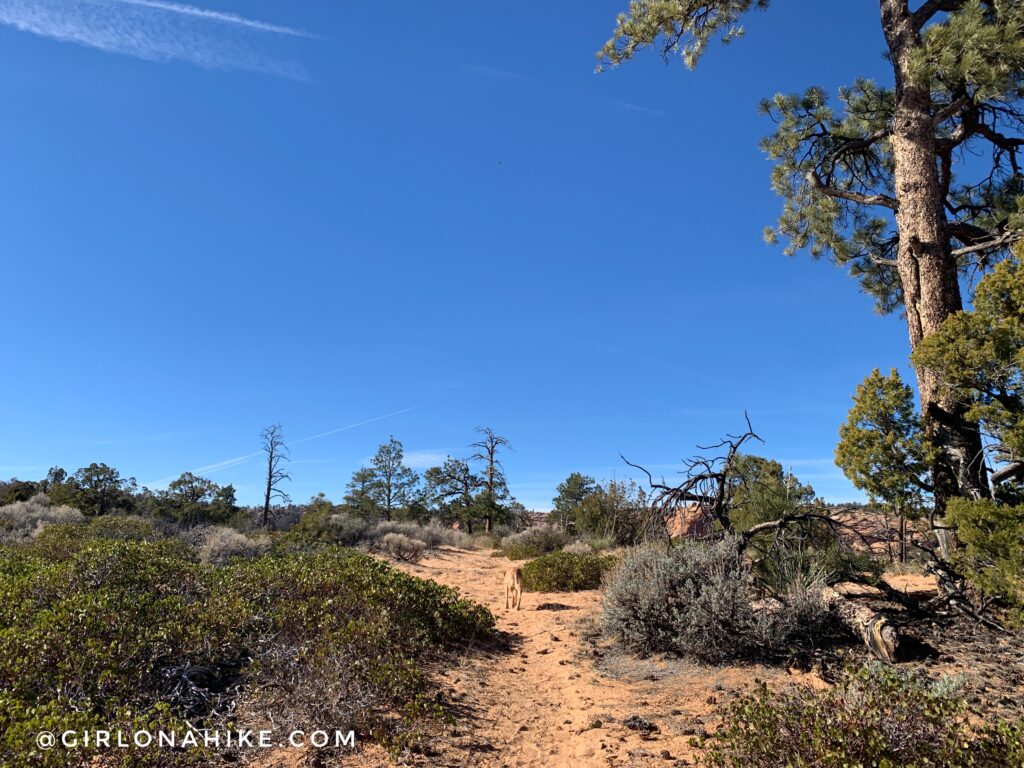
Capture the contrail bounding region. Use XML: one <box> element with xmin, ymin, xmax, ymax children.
<box><xmin>113</xmin><ymin>0</ymin><xmax>314</xmax><ymax>38</ymax></box>
<box><xmin>145</xmin><ymin>407</ymin><xmax>416</xmax><ymax>487</ymax></box>
<box><xmin>292</xmin><ymin>407</ymin><xmax>417</xmax><ymax>445</ymax></box>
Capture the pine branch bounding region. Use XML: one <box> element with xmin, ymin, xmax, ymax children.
<box><xmin>806</xmin><ymin>171</ymin><xmax>899</xmax><ymax>211</ymax></box>
<box><xmin>913</xmin><ymin>0</ymin><xmax>969</xmax><ymax>28</ymax></box>
<box><xmin>950</xmin><ymin>230</ymin><xmax>1022</xmax><ymax>258</ymax></box>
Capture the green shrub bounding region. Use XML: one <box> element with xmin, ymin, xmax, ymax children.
<box><xmin>602</xmin><ymin>538</ymin><xmax>832</xmax><ymax>662</ymax></box>
<box><xmin>521</xmin><ymin>551</ymin><xmax>616</xmax><ymax>592</ymax></box>
<box><xmin>499</xmin><ymin>524</ymin><xmax>569</xmax><ymax>560</ymax></box>
<box><xmin>947</xmin><ymin>498</ymin><xmax>1024</xmax><ymax>627</ymax></box>
<box><xmin>582</xmin><ymin>535</ymin><xmax>616</xmax><ymax>552</ymax></box>
<box><xmin>83</xmin><ymin>515</ymin><xmax>158</xmax><ymax>542</ymax></box>
<box><xmin>0</xmin><ymin>532</ymin><xmax>494</xmax><ymax>766</ymax></box>
<box><xmin>698</xmin><ymin>663</ymin><xmax>1024</xmax><ymax>767</ymax></box>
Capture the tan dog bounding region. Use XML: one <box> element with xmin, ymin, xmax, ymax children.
<box><xmin>504</xmin><ymin>566</ymin><xmax>524</xmax><ymax>610</ymax></box>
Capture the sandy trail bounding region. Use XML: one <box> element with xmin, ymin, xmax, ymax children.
<box><xmin>386</xmin><ymin>547</ymin><xmax>800</xmax><ymax>768</ymax></box>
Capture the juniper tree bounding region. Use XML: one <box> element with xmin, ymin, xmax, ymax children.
<box><xmin>914</xmin><ymin>253</ymin><xmax>1024</xmax><ymax>494</ymax></box>
<box><xmin>599</xmin><ymin>0</ymin><xmax>1024</xmax><ymax>508</ymax></box>
<box><xmin>727</xmin><ymin>454</ymin><xmax>817</xmax><ymax>532</ymax></box>
<box><xmin>71</xmin><ymin>463</ymin><xmax>137</xmax><ymax>516</ymax></box>
<box><xmin>424</xmin><ymin>457</ymin><xmax>484</xmax><ymax>530</ymax></box>
<box><xmin>836</xmin><ymin>369</ymin><xmax>934</xmax><ymax>559</ymax></box>
<box><xmin>552</xmin><ymin>472</ymin><xmax>600</xmax><ymax>531</ymax></box>
<box><xmin>164</xmin><ymin>472</ymin><xmax>237</xmax><ymax>528</ymax></box>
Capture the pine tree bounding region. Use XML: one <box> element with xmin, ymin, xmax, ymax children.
<box><xmin>598</xmin><ymin>0</ymin><xmax>1024</xmax><ymax>508</ymax></box>
<box><xmin>368</xmin><ymin>437</ymin><xmax>419</xmax><ymax>522</ymax></box>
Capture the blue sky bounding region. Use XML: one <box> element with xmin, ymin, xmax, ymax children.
<box><xmin>0</xmin><ymin>1</ymin><xmax>913</xmax><ymax>509</ymax></box>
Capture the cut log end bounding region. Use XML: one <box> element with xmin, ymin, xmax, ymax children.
<box><xmin>868</xmin><ymin>617</ymin><xmax>899</xmax><ymax>663</ymax></box>
<box><xmin>822</xmin><ymin>586</ymin><xmax>901</xmax><ymax>662</ymax></box>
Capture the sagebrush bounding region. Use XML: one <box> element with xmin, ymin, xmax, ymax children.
<box><xmin>500</xmin><ymin>524</ymin><xmax>569</xmax><ymax>560</ymax></box>
<box><xmin>602</xmin><ymin>538</ymin><xmax>833</xmax><ymax>662</ymax></box>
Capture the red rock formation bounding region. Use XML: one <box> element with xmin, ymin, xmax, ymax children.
<box><xmin>665</xmin><ymin>504</ymin><xmax>715</xmax><ymax>539</ymax></box>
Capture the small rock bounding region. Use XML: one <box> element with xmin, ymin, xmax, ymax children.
<box><xmin>623</xmin><ymin>714</ymin><xmax>659</xmax><ymax>738</ymax></box>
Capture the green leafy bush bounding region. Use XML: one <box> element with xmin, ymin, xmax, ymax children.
<box><xmin>499</xmin><ymin>524</ymin><xmax>569</xmax><ymax>560</ymax></box>
<box><xmin>521</xmin><ymin>551</ymin><xmax>616</xmax><ymax>592</ymax></box>
<box><xmin>82</xmin><ymin>515</ymin><xmax>159</xmax><ymax>542</ymax></box>
<box><xmin>0</xmin><ymin>533</ymin><xmax>494</xmax><ymax>766</ymax></box>
<box><xmin>602</xmin><ymin>539</ymin><xmax>833</xmax><ymax>662</ymax></box>
<box><xmin>947</xmin><ymin>498</ymin><xmax>1024</xmax><ymax>626</ymax></box>
<box><xmin>698</xmin><ymin>663</ymin><xmax>1024</xmax><ymax>767</ymax></box>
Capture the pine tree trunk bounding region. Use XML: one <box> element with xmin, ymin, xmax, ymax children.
<box><xmin>880</xmin><ymin>1</ymin><xmax>988</xmax><ymax>536</ymax></box>
<box><xmin>899</xmin><ymin>513</ymin><xmax>907</xmax><ymax>564</ymax></box>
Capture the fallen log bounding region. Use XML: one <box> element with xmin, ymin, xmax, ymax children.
<box><xmin>820</xmin><ymin>586</ymin><xmax>900</xmax><ymax>662</ymax></box>
<box><xmin>760</xmin><ymin>586</ymin><xmax>904</xmax><ymax>662</ymax></box>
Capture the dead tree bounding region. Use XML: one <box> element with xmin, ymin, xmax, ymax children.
<box><xmin>622</xmin><ymin>413</ymin><xmax>763</xmax><ymax>538</ymax></box>
<box><xmin>260</xmin><ymin>424</ymin><xmax>291</xmax><ymax>528</ymax></box>
<box><xmin>623</xmin><ymin>417</ymin><xmax>912</xmax><ymax>662</ymax></box>
<box><xmin>469</xmin><ymin>427</ymin><xmax>511</xmax><ymax>534</ymax></box>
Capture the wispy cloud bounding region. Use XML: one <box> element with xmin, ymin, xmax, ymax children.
<box><xmin>465</xmin><ymin>63</ymin><xmax>524</xmax><ymax>81</ymax></box>
<box><xmin>144</xmin><ymin>407</ymin><xmax>415</xmax><ymax>487</ymax></box>
<box><xmin>0</xmin><ymin>0</ymin><xmax>310</xmax><ymax>77</ymax></box>
<box><xmin>609</xmin><ymin>99</ymin><xmax>666</xmax><ymax>117</ymax></box>
<box><xmin>402</xmin><ymin>449</ymin><xmax>449</xmax><ymax>470</ymax></box>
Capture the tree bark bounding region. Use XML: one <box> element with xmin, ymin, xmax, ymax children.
<box><xmin>764</xmin><ymin>587</ymin><xmax>904</xmax><ymax>662</ymax></box>
<box><xmin>821</xmin><ymin>586</ymin><xmax>901</xmax><ymax>662</ymax></box>
<box><xmin>898</xmin><ymin>513</ymin><xmax>907</xmax><ymax>564</ymax></box>
<box><xmin>880</xmin><ymin>0</ymin><xmax>988</xmax><ymax>527</ymax></box>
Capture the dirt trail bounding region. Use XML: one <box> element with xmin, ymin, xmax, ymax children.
<box><xmin>384</xmin><ymin>547</ymin><xmax>802</xmax><ymax>768</ymax></box>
